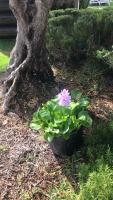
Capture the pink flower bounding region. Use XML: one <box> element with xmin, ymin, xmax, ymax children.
<box><xmin>57</xmin><ymin>89</ymin><xmax>71</xmax><ymax>107</ymax></box>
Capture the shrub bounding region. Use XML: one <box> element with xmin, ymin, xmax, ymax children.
<box><xmin>77</xmin><ymin>164</ymin><xmax>113</xmax><ymax>200</ymax></box>
<box><xmin>80</xmin><ymin>0</ymin><xmax>90</xmax><ymax>8</ymax></box>
<box><xmin>96</xmin><ymin>48</ymin><xmax>113</xmax><ymax>69</ymax></box>
<box><xmin>47</xmin><ymin>7</ymin><xmax>113</xmax><ymax>63</ymax></box>
<box><xmin>76</xmin><ymin>121</ymin><xmax>113</xmax><ymax>200</ymax></box>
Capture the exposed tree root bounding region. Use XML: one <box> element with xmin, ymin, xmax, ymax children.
<box><xmin>3</xmin><ymin>56</ymin><xmax>30</xmax><ymax>113</ymax></box>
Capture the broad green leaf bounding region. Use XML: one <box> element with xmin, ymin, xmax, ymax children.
<box><xmin>62</xmin><ymin>125</ymin><xmax>69</xmax><ymax>134</ymax></box>
<box><xmin>78</xmin><ymin>114</ymin><xmax>86</xmax><ymax>121</ymax></box>
<box><xmin>79</xmin><ymin>98</ymin><xmax>89</xmax><ymax>108</ymax></box>
<box><xmin>50</xmin><ymin>129</ymin><xmax>60</xmax><ymax>134</ymax></box>
<box><xmin>47</xmin><ymin>135</ymin><xmax>54</xmax><ymax>142</ymax></box>
<box><xmin>71</xmin><ymin>90</ymin><xmax>82</xmax><ymax>100</ymax></box>
<box><xmin>86</xmin><ymin>115</ymin><xmax>92</xmax><ymax>127</ymax></box>
<box><xmin>30</xmin><ymin>89</ymin><xmax>92</xmax><ymax>142</ymax></box>
<box><xmin>33</xmin><ymin>111</ymin><xmax>39</xmax><ymax>119</ymax></box>
<box><xmin>78</xmin><ymin>111</ymin><xmax>92</xmax><ymax>127</ymax></box>
<box><xmin>45</xmin><ymin>127</ymin><xmax>53</xmax><ymax>133</ymax></box>
<box><xmin>44</xmin><ymin>132</ymin><xmax>54</xmax><ymax>142</ymax></box>
<box><xmin>47</xmin><ymin>100</ymin><xmax>57</xmax><ymax>111</ymax></box>
<box><xmin>54</xmin><ymin>119</ymin><xmax>63</xmax><ymax>124</ymax></box>
<box><xmin>70</xmin><ymin>102</ymin><xmax>79</xmax><ymax>111</ymax></box>
<box><xmin>30</xmin><ymin>123</ymin><xmax>42</xmax><ymax>131</ymax></box>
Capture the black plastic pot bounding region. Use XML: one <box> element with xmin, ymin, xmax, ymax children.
<box><xmin>50</xmin><ymin>128</ymin><xmax>83</xmax><ymax>157</ymax></box>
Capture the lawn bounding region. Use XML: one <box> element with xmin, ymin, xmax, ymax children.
<box><xmin>0</xmin><ymin>37</ymin><xmax>113</xmax><ymax>199</ymax></box>
<box><xmin>0</xmin><ymin>52</ymin><xmax>9</xmax><ymax>73</ymax></box>
<box><xmin>0</xmin><ymin>39</ymin><xmax>14</xmax><ymax>73</ymax></box>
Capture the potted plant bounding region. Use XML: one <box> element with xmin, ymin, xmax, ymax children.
<box><xmin>30</xmin><ymin>89</ymin><xmax>92</xmax><ymax>156</ymax></box>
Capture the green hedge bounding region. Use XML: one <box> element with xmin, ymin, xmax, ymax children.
<box><xmin>80</xmin><ymin>0</ymin><xmax>90</xmax><ymax>8</ymax></box>
<box><xmin>47</xmin><ymin>7</ymin><xmax>113</xmax><ymax>62</ymax></box>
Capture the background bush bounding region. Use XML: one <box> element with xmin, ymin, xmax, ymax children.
<box><xmin>47</xmin><ymin>7</ymin><xmax>113</xmax><ymax>63</ymax></box>
<box><xmin>80</xmin><ymin>0</ymin><xmax>90</xmax><ymax>8</ymax></box>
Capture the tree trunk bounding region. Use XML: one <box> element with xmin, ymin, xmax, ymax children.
<box><xmin>3</xmin><ymin>0</ymin><xmax>54</xmax><ymax>113</ymax></box>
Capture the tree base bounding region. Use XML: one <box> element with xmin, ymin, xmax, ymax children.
<box><xmin>3</xmin><ymin>70</ymin><xmax>57</xmax><ymax>118</ymax></box>
<box><xmin>2</xmin><ymin>0</ymin><xmax>56</xmax><ymax>114</ymax></box>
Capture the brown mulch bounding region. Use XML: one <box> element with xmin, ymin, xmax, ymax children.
<box><xmin>0</xmin><ymin>77</ymin><xmax>66</xmax><ymax>200</ymax></box>
<box><xmin>0</xmin><ymin>100</ymin><xmax>67</xmax><ymax>200</ymax></box>
<box><xmin>0</xmin><ymin>66</ymin><xmax>113</xmax><ymax>200</ymax></box>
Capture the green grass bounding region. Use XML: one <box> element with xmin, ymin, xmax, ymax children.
<box><xmin>0</xmin><ymin>52</ymin><xmax>9</xmax><ymax>73</ymax></box>
<box><xmin>0</xmin><ymin>39</ymin><xmax>14</xmax><ymax>73</ymax></box>
<box><xmin>49</xmin><ymin>121</ymin><xmax>113</xmax><ymax>200</ymax></box>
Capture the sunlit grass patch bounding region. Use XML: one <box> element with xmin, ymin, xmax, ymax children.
<box><xmin>0</xmin><ymin>52</ymin><xmax>9</xmax><ymax>73</ymax></box>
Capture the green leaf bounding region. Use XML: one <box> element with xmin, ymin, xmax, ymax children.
<box><xmin>44</xmin><ymin>132</ymin><xmax>54</xmax><ymax>142</ymax></box>
<box><xmin>30</xmin><ymin>123</ymin><xmax>42</xmax><ymax>131</ymax></box>
<box><xmin>62</xmin><ymin>124</ymin><xmax>69</xmax><ymax>134</ymax></box>
<box><xmin>78</xmin><ymin>111</ymin><xmax>92</xmax><ymax>127</ymax></box>
<box><xmin>30</xmin><ymin>89</ymin><xmax>92</xmax><ymax>142</ymax></box>
<box><xmin>45</xmin><ymin>127</ymin><xmax>53</xmax><ymax>133</ymax></box>
<box><xmin>71</xmin><ymin>90</ymin><xmax>82</xmax><ymax>100</ymax></box>
<box><xmin>47</xmin><ymin>135</ymin><xmax>54</xmax><ymax>142</ymax></box>
<box><xmin>70</xmin><ymin>102</ymin><xmax>79</xmax><ymax>111</ymax></box>
<box><xmin>47</xmin><ymin>100</ymin><xmax>57</xmax><ymax>111</ymax></box>
<box><xmin>79</xmin><ymin>98</ymin><xmax>89</xmax><ymax>108</ymax></box>
<box><xmin>54</xmin><ymin>119</ymin><xmax>63</xmax><ymax>124</ymax></box>
<box><xmin>52</xmin><ymin>129</ymin><xmax>60</xmax><ymax>134</ymax></box>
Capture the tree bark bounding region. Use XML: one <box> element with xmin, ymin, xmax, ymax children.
<box><xmin>3</xmin><ymin>0</ymin><xmax>54</xmax><ymax>113</ymax></box>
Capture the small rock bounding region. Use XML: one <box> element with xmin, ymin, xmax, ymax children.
<box><xmin>3</xmin><ymin>119</ymin><xmax>8</xmax><ymax>125</ymax></box>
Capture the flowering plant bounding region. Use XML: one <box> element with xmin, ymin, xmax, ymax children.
<box><xmin>30</xmin><ymin>89</ymin><xmax>92</xmax><ymax>142</ymax></box>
